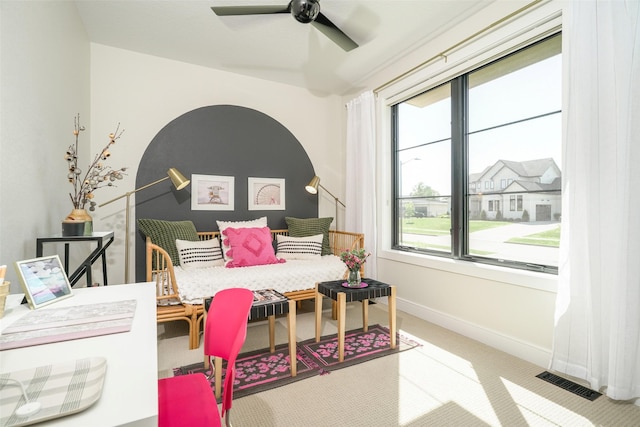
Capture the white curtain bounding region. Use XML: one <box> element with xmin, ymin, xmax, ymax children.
<box><xmin>345</xmin><ymin>91</ymin><xmax>377</xmax><ymax>278</ymax></box>
<box><xmin>551</xmin><ymin>0</ymin><xmax>640</xmax><ymax>401</ymax></box>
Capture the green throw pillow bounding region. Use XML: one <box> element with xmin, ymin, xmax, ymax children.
<box><xmin>138</xmin><ymin>219</ymin><xmax>199</xmax><ymax>266</ymax></box>
<box><xmin>285</xmin><ymin>217</ymin><xmax>333</xmax><ymax>255</ymax></box>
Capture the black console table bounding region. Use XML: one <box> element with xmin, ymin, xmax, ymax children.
<box><xmin>36</xmin><ymin>231</ymin><xmax>114</xmax><ymax>287</ymax></box>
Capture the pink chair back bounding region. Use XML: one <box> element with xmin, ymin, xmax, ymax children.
<box><xmin>203</xmin><ymin>288</ymin><xmax>253</xmax><ymax>417</ymax></box>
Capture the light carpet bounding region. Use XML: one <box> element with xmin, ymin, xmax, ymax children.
<box><xmin>158</xmin><ymin>299</ymin><xmax>640</xmax><ymax>426</ymax></box>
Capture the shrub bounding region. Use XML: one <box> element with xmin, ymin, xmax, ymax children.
<box><xmin>404</xmin><ymin>202</ymin><xmax>415</xmax><ymax>218</ymax></box>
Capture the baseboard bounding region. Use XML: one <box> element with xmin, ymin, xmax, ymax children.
<box><xmin>391</xmin><ymin>296</ymin><xmax>552</xmax><ymax>368</ymax></box>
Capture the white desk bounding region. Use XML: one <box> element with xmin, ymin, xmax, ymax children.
<box><xmin>0</xmin><ymin>283</ymin><xmax>158</xmax><ymax>426</ymax></box>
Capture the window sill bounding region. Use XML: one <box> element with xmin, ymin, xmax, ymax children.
<box><xmin>379</xmin><ymin>248</ymin><xmax>558</xmax><ymax>293</ymax></box>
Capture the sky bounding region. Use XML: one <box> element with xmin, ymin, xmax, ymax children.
<box><xmin>397</xmin><ymin>53</ymin><xmax>562</xmax><ymax>197</ymax></box>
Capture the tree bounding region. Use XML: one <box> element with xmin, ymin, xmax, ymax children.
<box><xmin>410</xmin><ymin>182</ymin><xmax>440</xmax><ymax>197</ymax></box>
<box><xmin>404</xmin><ymin>202</ymin><xmax>416</xmax><ymax>218</ymax></box>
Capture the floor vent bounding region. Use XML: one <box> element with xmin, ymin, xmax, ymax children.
<box><xmin>536</xmin><ymin>371</ymin><xmax>601</xmax><ymax>401</ymax></box>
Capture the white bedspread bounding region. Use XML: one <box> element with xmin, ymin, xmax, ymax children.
<box><xmin>173</xmin><ymin>255</ymin><xmax>348</xmax><ymax>304</ymax></box>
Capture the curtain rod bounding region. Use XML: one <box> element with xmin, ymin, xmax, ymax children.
<box><xmin>373</xmin><ymin>0</ymin><xmax>544</xmax><ymax>94</ymax></box>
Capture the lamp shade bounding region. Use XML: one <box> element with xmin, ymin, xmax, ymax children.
<box><xmin>168</xmin><ymin>168</ymin><xmax>190</xmax><ymax>190</ymax></box>
<box><xmin>305</xmin><ymin>175</ymin><xmax>320</xmax><ymax>194</ymax></box>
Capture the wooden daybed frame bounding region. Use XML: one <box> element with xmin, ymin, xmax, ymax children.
<box><xmin>147</xmin><ymin>229</ymin><xmax>364</xmax><ymax>349</ymax></box>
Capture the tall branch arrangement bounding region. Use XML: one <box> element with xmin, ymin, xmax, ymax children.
<box><xmin>65</xmin><ymin>114</ymin><xmax>127</xmax><ymax>211</ymax></box>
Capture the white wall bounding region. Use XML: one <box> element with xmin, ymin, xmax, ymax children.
<box><xmin>89</xmin><ymin>44</ymin><xmax>345</xmax><ymax>285</ymax></box>
<box><xmin>2</xmin><ymin>0</ymin><xmax>562</xmax><ymax>368</ymax></box>
<box><xmin>0</xmin><ymin>2</ymin><xmax>344</xmax><ymax>290</ymax></box>
<box><xmin>342</xmin><ymin>0</ymin><xmax>563</xmax><ymax>367</ymax></box>
<box><xmin>0</xmin><ymin>1</ymin><xmax>90</xmax><ymax>291</ymax></box>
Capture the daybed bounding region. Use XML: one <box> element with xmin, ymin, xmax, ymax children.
<box><xmin>142</xmin><ymin>218</ymin><xmax>364</xmax><ymax>349</ymax></box>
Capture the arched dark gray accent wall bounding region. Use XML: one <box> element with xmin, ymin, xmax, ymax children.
<box><xmin>134</xmin><ymin>105</ymin><xmax>318</xmax><ymax>281</ymax></box>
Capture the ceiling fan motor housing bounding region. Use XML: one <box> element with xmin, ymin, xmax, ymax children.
<box><xmin>291</xmin><ymin>0</ymin><xmax>320</xmax><ymax>23</ymax></box>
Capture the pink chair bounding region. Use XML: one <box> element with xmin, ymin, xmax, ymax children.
<box><xmin>204</xmin><ymin>288</ymin><xmax>254</xmax><ymax>426</ymax></box>
<box><xmin>158</xmin><ymin>373</ymin><xmax>221</xmax><ymax>427</ymax></box>
<box><xmin>158</xmin><ymin>288</ymin><xmax>254</xmax><ymax>427</ymax></box>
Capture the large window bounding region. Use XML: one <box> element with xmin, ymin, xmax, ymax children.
<box><xmin>393</xmin><ymin>33</ymin><xmax>561</xmax><ymax>273</ymax></box>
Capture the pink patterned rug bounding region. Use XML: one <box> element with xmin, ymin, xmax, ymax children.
<box><xmin>173</xmin><ymin>324</ymin><xmax>420</xmax><ymax>401</ymax></box>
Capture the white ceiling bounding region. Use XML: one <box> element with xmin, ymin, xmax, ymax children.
<box><xmin>75</xmin><ymin>0</ymin><xmax>495</xmax><ymax>96</ymax></box>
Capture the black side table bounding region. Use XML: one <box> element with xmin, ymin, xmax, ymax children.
<box><xmin>315</xmin><ymin>279</ymin><xmax>397</xmax><ymax>362</ymax></box>
<box><xmin>36</xmin><ymin>231</ymin><xmax>114</xmax><ymax>287</ymax></box>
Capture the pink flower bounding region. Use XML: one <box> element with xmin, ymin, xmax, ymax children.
<box><xmin>339</xmin><ymin>249</ymin><xmax>370</xmax><ymax>272</ymax></box>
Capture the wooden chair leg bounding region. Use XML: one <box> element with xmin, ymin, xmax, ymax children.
<box><xmin>189</xmin><ymin>315</ymin><xmax>199</xmax><ymax>350</ymax></box>
<box><xmin>287</xmin><ymin>299</ymin><xmax>297</xmax><ymax>377</ymax></box>
<box><xmin>362</xmin><ymin>299</ymin><xmax>369</xmax><ymax>332</ymax></box>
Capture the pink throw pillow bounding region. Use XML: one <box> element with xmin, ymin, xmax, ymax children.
<box><xmin>222</xmin><ymin>226</ymin><xmax>285</xmax><ymax>268</ymax></box>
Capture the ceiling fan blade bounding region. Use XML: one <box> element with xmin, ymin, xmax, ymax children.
<box><xmin>311</xmin><ymin>12</ymin><xmax>358</xmax><ymax>52</ymax></box>
<box><xmin>211</xmin><ymin>5</ymin><xmax>290</xmax><ymax>17</ymax></box>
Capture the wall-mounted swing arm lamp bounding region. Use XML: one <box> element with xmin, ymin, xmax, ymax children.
<box><xmin>305</xmin><ymin>175</ymin><xmax>346</xmax><ymax>230</ymax></box>
<box><xmin>99</xmin><ymin>167</ymin><xmax>190</xmax><ymax>283</ymax></box>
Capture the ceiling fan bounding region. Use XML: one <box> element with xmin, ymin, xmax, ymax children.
<box><xmin>211</xmin><ymin>0</ymin><xmax>358</xmax><ymax>52</ymax></box>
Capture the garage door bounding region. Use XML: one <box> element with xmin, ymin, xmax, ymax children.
<box><xmin>536</xmin><ymin>204</ymin><xmax>551</xmax><ymax>221</ymax></box>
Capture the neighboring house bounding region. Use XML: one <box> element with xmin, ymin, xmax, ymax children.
<box><xmin>407</xmin><ymin>199</ymin><xmax>450</xmax><ymax>218</ymax></box>
<box><xmin>469</xmin><ymin>158</ymin><xmax>562</xmax><ymax>222</ymax></box>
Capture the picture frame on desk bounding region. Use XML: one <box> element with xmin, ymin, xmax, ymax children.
<box><xmin>15</xmin><ymin>255</ymin><xmax>73</xmax><ymax>309</ymax></box>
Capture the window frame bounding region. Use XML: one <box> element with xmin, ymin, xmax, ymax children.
<box><xmin>390</xmin><ymin>32</ymin><xmax>561</xmax><ymax>275</ymax></box>
<box><xmin>375</xmin><ymin>4</ymin><xmax>562</xmax><ymax>293</ymax></box>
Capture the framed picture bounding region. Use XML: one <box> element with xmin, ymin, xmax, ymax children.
<box><xmin>248</xmin><ymin>177</ymin><xmax>285</xmax><ymax>210</ymax></box>
<box><xmin>191</xmin><ymin>174</ymin><xmax>235</xmax><ymax>211</ymax></box>
<box><xmin>15</xmin><ymin>255</ymin><xmax>73</xmax><ymax>309</ymax></box>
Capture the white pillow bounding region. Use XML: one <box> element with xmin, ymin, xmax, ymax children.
<box><xmin>275</xmin><ymin>234</ymin><xmax>323</xmax><ymax>260</ymax></box>
<box><xmin>216</xmin><ymin>217</ymin><xmax>268</xmax><ymax>261</ymax></box>
<box><xmin>176</xmin><ymin>238</ymin><xmax>224</xmax><ymax>269</ymax></box>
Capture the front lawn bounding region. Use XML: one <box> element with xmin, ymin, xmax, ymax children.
<box><xmin>401</xmin><ymin>218</ymin><xmax>512</xmax><ymax>235</ymax></box>
<box><xmin>507</xmin><ymin>226</ymin><xmax>561</xmax><ymax>247</ymax></box>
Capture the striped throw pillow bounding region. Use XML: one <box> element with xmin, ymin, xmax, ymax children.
<box><xmin>176</xmin><ymin>238</ymin><xmax>224</xmax><ymax>269</ymax></box>
<box><xmin>276</xmin><ymin>234</ymin><xmax>323</xmax><ymax>260</ymax></box>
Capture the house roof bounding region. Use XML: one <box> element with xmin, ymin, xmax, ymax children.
<box><xmin>498</xmin><ymin>158</ymin><xmax>557</xmax><ymax>178</ymax></box>
<box><xmin>504</xmin><ymin>177</ymin><xmax>561</xmax><ymax>193</ymax></box>
<box><xmin>470</xmin><ymin>158</ymin><xmax>561</xmax><ymax>193</ymax></box>
<box><xmin>471</xmin><ymin>158</ymin><xmax>559</xmax><ymax>181</ymax></box>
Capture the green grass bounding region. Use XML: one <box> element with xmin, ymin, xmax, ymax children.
<box><xmin>401</xmin><ymin>218</ymin><xmax>561</xmax><ymax>249</ymax></box>
<box><xmin>507</xmin><ymin>226</ymin><xmax>561</xmax><ymax>247</ymax></box>
<box><xmin>401</xmin><ymin>218</ymin><xmax>511</xmax><ymax>235</ymax></box>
